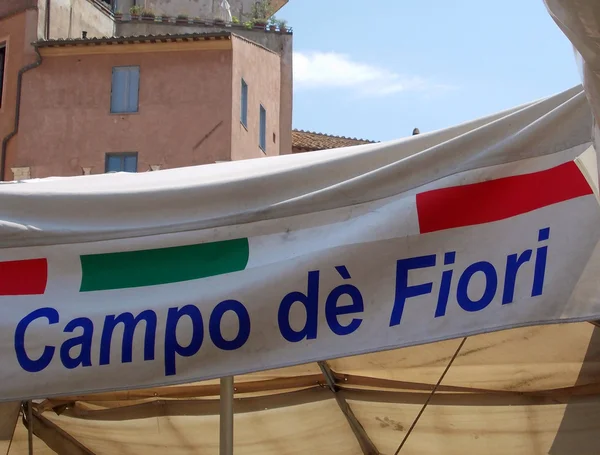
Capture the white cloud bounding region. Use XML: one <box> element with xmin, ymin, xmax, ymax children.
<box><xmin>293</xmin><ymin>51</ymin><xmax>453</xmax><ymax>97</ymax></box>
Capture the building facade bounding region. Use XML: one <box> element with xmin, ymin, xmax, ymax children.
<box><xmin>0</xmin><ymin>0</ymin><xmax>292</xmax><ymax>180</ymax></box>
<box><xmin>113</xmin><ymin>0</ymin><xmax>289</xmax><ymax>23</ymax></box>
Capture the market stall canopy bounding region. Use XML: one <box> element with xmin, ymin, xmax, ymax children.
<box><xmin>0</xmin><ymin>85</ymin><xmax>597</xmax><ymax>401</ymax></box>
<box><xmin>1</xmin><ymin>82</ymin><xmax>599</xmax><ymax>455</ymax></box>
<box><xmin>2</xmin><ymin>0</ymin><xmax>600</xmax><ymax>453</ymax></box>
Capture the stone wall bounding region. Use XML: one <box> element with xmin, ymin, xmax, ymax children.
<box><xmin>115</xmin><ymin>0</ymin><xmax>288</xmax><ymax>22</ymax></box>
<box><xmin>48</xmin><ymin>0</ymin><xmax>115</xmax><ymax>39</ymax></box>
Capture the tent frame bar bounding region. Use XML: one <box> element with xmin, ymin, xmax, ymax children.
<box><xmin>220</xmin><ymin>376</ymin><xmax>234</xmax><ymax>455</ymax></box>
<box><xmin>318</xmin><ymin>361</ymin><xmax>380</xmax><ymax>455</ymax></box>
<box><xmin>27</xmin><ymin>400</ymin><xmax>33</xmax><ymax>455</ymax></box>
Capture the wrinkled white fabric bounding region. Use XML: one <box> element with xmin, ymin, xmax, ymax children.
<box><xmin>0</xmin><ymin>86</ymin><xmax>591</xmax><ymax>248</ymax></box>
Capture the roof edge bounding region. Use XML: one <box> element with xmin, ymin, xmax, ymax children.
<box><xmin>34</xmin><ymin>31</ymin><xmax>233</xmax><ymax>48</ymax></box>
<box><xmin>293</xmin><ymin>129</ymin><xmax>377</xmax><ymax>144</ymax></box>
<box><xmin>230</xmin><ymin>33</ymin><xmax>277</xmax><ymax>56</ymax></box>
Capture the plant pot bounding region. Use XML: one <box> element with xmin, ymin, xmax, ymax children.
<box><xmin>131</xmin><ymin>14</ymin><xmax>141</xmax><ymax>20</ymax></box>
<box><xmin>268</xmin><ymin>25</ymin><xmax>276</xmax><ymax>31</ymax></box>
<box><xmin>114</xmin><ymin>13</ymin><xmax>122</xmax><ymax>20</ymax></box>
<box><xmin>176</xmin><ymin>18</ymin><xmax>188</xmax><ymax>24</ymax></box>
<box><xmin>142</xmin><ymin>15</ymin><xmax>154</xmax><ymax>21</ymax></box>
<box><xmin>254</xmin><ymin>22</ymin><xmax>267</xmax><ymax>29</ymax></box>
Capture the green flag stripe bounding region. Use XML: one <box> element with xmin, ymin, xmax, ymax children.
<box><xmin>79</xmin><ymin>238</ymin><xmax>249</xmax><ymax>292</ymax></box>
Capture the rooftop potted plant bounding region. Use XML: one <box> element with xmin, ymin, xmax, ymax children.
<box><xmin>176</xmin><ymin>13</ymin><xmax>188</xmax><ymax>24</ymax></box>
<box><xmin>251</xmin><ymin>0</ymin><xmax>272</xmax><ymax>29</ymax></box>
<box><xmin>277</xmin><ymin>18</ymin><xmax>288</xmax><ymax>33</ymax></box>
<box><xmin>268</xmin><ymin>16</ymin><xmax>277</xmax><ymax>32</ymax></box>
<box><xmin>253</xmin><ymin>18</ymin><xmax>267</xmax><ymax>29</ymax></box>
<box><xmin>129</xmin><ymin>5</ymin><xmax>142</xmax><ymax>19</ymax></box>
<box><xmin>141</xmin><ymin>8</ymin><xmax>155</xmax><ymax>20</ymax></box>
<box><xmin>113</xmin><ymin>9</ymin><xmax>123</xmax><ymax>19</ymax></box>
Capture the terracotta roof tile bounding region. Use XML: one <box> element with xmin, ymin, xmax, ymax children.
<box><xmin>34</xmin><ymin>32</ymin><xmax>233</xmax><ymax>47</ymax></box>
<box><xmin>292</xmin><ymin>129</ymin><xmax>376</xmax><ymax>152</ymax></box>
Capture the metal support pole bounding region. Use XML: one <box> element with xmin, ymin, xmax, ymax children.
<box><xmin>220</xmin><ymin>376</ymin><xmax>234</xmax><ymax>455</ymax></box>
<box><xmin>27</xmin><ymin>400</ymin><xmax>33</xmax><ymax>455</ymax></box>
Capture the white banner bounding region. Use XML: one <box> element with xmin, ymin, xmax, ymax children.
<box><xmin>1</xmin><ymin>86</ymin><xmax>600</xmax><ymax>400</ymax></box>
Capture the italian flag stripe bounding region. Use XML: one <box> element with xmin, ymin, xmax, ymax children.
<box><xmin>0</xmin><ymin>259</ymin><xmax>48</xmax><ymax>296</ymax></box>
<box><xmin>79</xmin><ymin>238</ymin><xmax>250</xmax><ymax>292</ymax></box>
<box><xmin>416</xmin><ymin>161</ymin><xmax>593</xmax><ymax>234</ymax></box>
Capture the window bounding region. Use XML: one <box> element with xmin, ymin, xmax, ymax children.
<box><xmin>111</xmin><ymin>66</ymin><xmax>139</xmax><ymax>113</ymax></box>
<box><xmin>0</xmin><ymin>44</ymin><xmax>6</xmax><ymax>109</ymax></box>
<box><xmin>259</xmin><ymin>105</ymin><xmax>266</xmax><ymax>152</ymax></box>
<box><xmin>105</xmin><ymin>153</ymin><xmax>138</xmax><ymax>173</ymax></box>
<box><xmin>240</xmin><ymin>79</ymin><xmax>248</xmax><ymax>127</ymax></box>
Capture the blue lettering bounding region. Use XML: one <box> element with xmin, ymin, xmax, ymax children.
<box><xmin>390</xmin><ymin>255</ymin><xmax>436</xmax><ymax>326</ymax></box>
<box><xmin>100</xmin><ymin>310</ymin><xmax>157</xmax><ymax>365</ymax></box>
<box><xmin>60</xmin><ymin>317</ymin><xmax>94</xmax><ymax>369</ymax></box>
<box><xmin>502</xmin><ymin>250</ymin><xmax>532</xmax><ymax>304</ymax></box>
<box><xmin>457</xmin><ymin>261</ymin><xmax>498</xmax><ymax>312</ymax></box>
<box><xmin>209</xmin><ymin>300</ymin><xmax>251</xmax><ymax>350</ymax></box>
<box><xmin>325</xmin><ymin>266</ymin><xmax>363</xmax><ymax>336</ymax></box>
<box><xmin>278</xmin><ymin>270</ymin><xmax>319</xmax><ymax>342</ymax></box>
<box><xmin>532</xmin><ymin>227</ymin><xmax>550</xmax><ymax>297</ymax></box>
<box><xmin>164</xmin><ymin>305</ymin><xmax>204</xmax><ymax>376</ymax></box>
<box><xmin>15</xmin><ymin>307</ymin><xmax>59</xmax><ymax>373</ymax></box>
<box><xmin>435</xmin><ymin>251</ymin><xmax>455</xmax><ymax>318</ymax></box>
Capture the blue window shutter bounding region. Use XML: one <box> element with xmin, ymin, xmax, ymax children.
<box><xmin>128</xmin><ymin>67</ymin><xmax>140</xmax><ymax>112</ymax></box>
<box><xmin>123</xmin><ymin>155</ymin><xmax>137</xmax><ymax>172</ymax></box>
<box><xmin>106</xmin><ymin>155</ymin><xmax>122</xmax><ymax>172</ymax></box>
<box><xmin>241</xmin><ymin>79</ymin><xmax>248</xmax><ymax>126</ymax></box>
<box><xmin>111</xmin><ymin>67</ymin><xmax>139</xmax><ymax>113</ymax></box>
<box><xmin>259</xmin><ymin>105</ymin><xmax>266</xmax><ymax>151</ymax></box>
<box><xmin>111</xmin><ymin>68</ymin><xmax>127</xmax><ymax>113</ymax></box>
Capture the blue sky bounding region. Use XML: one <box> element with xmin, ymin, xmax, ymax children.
<box><xmin>278</xmin><ymin>0</ymin><xmax>581</xmax><ymax>141</ymax></box>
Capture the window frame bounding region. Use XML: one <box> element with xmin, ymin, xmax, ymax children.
<box><xmin>240</xmin><ymin>78</ymin><xmax>248</xmax><ymax>128</ymax></box>
<box><xmin>259</xmin><ymin>104</ymin><xmax>266</xmax><ymax>153</ymax></box>
<box><xmin>105</xmin><ymin>152</ymin><xmax>138</xmax><ymax>173</ymax></box>
<box><xmin>110</xmin><ymin>65</ymin><xmax>140</xmax><ymax>114</ymax></box>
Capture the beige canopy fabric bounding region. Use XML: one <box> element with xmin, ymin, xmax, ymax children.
<box><xmin>3</xmin><ymin>322</ymin><xmax>600</xmax><ymax>454</ymax></box>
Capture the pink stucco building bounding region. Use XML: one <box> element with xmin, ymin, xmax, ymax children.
<box><xmin>0</xmin><ymin>0</ymin><xmax>292</xmax><ymax>180</ymax></box>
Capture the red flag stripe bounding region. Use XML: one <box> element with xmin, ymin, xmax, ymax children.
<box><xmin>0</xmin><ymin>259</ymin><xmax>48</xmax><ymax>296</ymax></box>
<box><xmin>416</xmin><ymin>161</ymin><xmax>594</xmax><ymax>234</ymax></box>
